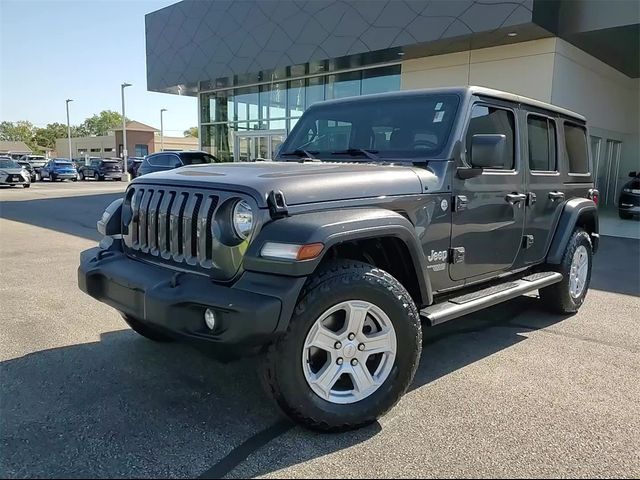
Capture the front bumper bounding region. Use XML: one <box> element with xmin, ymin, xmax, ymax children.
<box><xmin>0</xmin><ymin>173</ymin><xmax>29</xmax><ymax>185</ymax></box>
<box><xmin>78</xmin><ymin>245</ymin><xmax>305</xmax><ymax>346</ymax></box>
<box><xmin>619</xmin><ymin>193</ymin><xmax>640</xmax><ymax>214</ymax></box>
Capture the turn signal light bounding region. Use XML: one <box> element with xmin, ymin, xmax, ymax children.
<box><xmin>261</xmin><ymin>242</ymin><xmax>324</xmax><ymax>261</ymax></box>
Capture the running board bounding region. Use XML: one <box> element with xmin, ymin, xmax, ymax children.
<box><xmin>420</xmin><ymin>272</ymin><xmax>563</xmax><ymax>326</ymax></box>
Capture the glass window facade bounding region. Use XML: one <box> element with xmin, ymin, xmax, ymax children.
<box><xmin>200</xmin><ymin>65</ymin><xmax>400</xmax><ymax>161</ymax></box>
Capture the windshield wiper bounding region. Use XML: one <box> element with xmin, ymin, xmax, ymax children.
<box><xmin>279</xmin><ymin>149</ymin><xmax>319</xmax><ymax>160</ymax></box>
<box><xmin>330</xmin><ymin>148</ymin><xmax>379</xmax><ymax>160</ymax></box>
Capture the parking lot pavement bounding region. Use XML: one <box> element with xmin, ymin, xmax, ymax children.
<box><xmin>1</xmin><ymin>182</ymin><xmax>639</xmax><ymax>478</ymax></box>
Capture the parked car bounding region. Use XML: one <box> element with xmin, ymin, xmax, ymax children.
<box><xmin>136</xmin><ymin>151</ymin><xmax>218</xmax><ymax>177</ymax></box>
<box><xmin>126</xmin><ymin>157</ymin><xmax>144</xmax><ymax>178</ymax></box>
<box><xmin>40</xmin><ymin>159</ymin><xmax>78</xmax><ymax>181</ymax></box>
<box><xmin>0</xmin><ymin>157</ymin><xmax>31</xmax><ymax>188</ymax></box>
<box><xmin>79</xmin><ymin>86</ymin><xmax>599</xmax><ymax>432</ymax></box>
<box><xmin>20</xmin><ymin>155</ymin><xmax>48</xmax><ymax>180</ymax></box>
<box><xmin>618</xmin><ymin>171</ymin><xmax>640</xmax><ymax>219</ymax></box>
<box><xmin>78</xmin><ymin>158</ymin><xmax>123</xmax><ymax>181</ymax></box>
<box><xmin>16</xmin><ymin>160</ymin><xmax>37</xmax><ymax>182</ymax></box>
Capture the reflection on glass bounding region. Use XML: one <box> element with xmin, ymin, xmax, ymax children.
<box><xmin>362</xmin><ymin>66</ymin><xmax>400</xmax><ymax>95</ymax></box>
<box><xmin>326</xmin><ymin>71</ymin><xmax>360</xmax><ymax>99</ymax></box>
<box><xmin>287</xmin><ymin>79</ymin><xmax>305</xmax><ymax>118</ymax></box>
<box><xmin>269</xmin><ymin>119</ymin><xmax>286</xmax><ymax>130</ymax></box>
<box><xmin>235</xmin><ymin>86</ymin><xmax>259</xmax><ymax>122</ymax></box>
<box><xmin>306</xmin><ymin>76</ymin><xmax>324</xmax><ymax>108</ymax></box>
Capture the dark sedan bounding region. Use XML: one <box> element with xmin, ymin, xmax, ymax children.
<box><xmin>619</xmin><ymin>171</ymin><xmax>640</xmax><ymax>219</ymax></box>
<box><xmin>136</xmin><ymin>151</ymin><xmax>218</xmax><ymax>177</ymax></box>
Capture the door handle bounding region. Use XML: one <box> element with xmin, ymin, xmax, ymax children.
<box><xmin>505</xmin><ymin>193</ymin><xmax>527</xmax><ymax>204</ymax></box>
<box><xmin>548</xmin><ymin>191</ymin><xmax>565</xmax><ymax>201</ymax></box>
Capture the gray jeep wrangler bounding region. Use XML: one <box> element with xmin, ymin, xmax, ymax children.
<box><xmin>79</xmin><ymin>86</ymin><xmax>599</xmax><ymax>431</ymax></box>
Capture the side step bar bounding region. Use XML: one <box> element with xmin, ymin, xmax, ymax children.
<box><xmin>420</xmin><ymin>272</ymin><xmax>563</xmax><ymax>326</ymax></box>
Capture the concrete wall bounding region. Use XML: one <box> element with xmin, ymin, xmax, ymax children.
<box><xmin>401</xmin><ymin>38</ymin><xmax>557</xmax><ymax>102</ymax></box>
<box><xmin>55</xmin><ymin>135</ymin><xmax>116</xmax><ymax>159</ymax></box>
<box><xmin>114</xmin><ymin>131</ymin><xmax>156</xmax><ymax>158</ymax></box>
<box><xmin>551</xmin><ymin>38</ymin><xmax>639</xmax><ymax>203</ymax></box>
<box><xmin>401</xmin><ymin>37</ymin><xmax>640</xmax><ymax>206</ymax></box>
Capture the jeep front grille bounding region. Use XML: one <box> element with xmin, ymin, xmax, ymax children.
<box><xmin>123</xmin><ymin>186</ymin><xmax>219</xmax><ymax>269</ymax></box>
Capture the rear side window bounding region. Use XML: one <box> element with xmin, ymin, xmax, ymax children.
<box><xmin>466</xmin><ymin>105</ymin><xmax>516</xmax><ymax>170</ymax></box>
<box><xmin>148</xmin><ymin>154</ymin><xmax>173</xmax><ymax>167</ymax></box>
<box><xmin>564</xmin><ymin>123</ymin><xmax>589</xmax><ymax>174</ymax></box>
<box><xmin>527</xmin><ymin>115</ymin><xmax>557</xmax><ymax>171</ymax></box>
<box><xmin>180</xmin><ymin>152</ymin><xmax>216</xmax><ymax>165</ymax></box>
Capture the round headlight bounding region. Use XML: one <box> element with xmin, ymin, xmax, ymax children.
<box><xmin>232</xmin><ymin>200</ymin><xmax>254</xmax><ymax>239</ymax></box>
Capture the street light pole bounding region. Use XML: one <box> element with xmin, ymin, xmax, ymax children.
<box><xmin>121</xmin><ymin>82</ymin><xmax>132</xmax><ymax>180</ymax></box>
<box><xmin>65</xmin><ymin>99</ymin><xmax>73</xmax><ymax>160</ymax></box>
<box><xmin>160</xmin><ymin>108</ymin><xmax>167</xmax><ymax>152</ymax></box>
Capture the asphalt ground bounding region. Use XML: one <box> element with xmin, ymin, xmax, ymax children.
<box><xmin>1</xmin><ymin>180</ymin><xmax>639</xmax><ymax>478</ymax></box>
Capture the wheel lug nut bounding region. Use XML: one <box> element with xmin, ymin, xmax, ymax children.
<box><xmin>358</xmin><ymin>343</ymin><xmax>365</xmax><ymax>351</ymax></box>
<box><xmin>348</xmin><ymin>333</ymin><xmax>355</xmax><ymax>341</ymax></box>
<box><xmin>334</xmin><ymin>341</ymin><xmax>342</xmax><ymax>349</ymax></box>
<box><xmin>337</xmin><ymin>358</ymin><xmax>343</xmax><ymax>365</ymax></box>
<box><xmin>351</xmin><ymin>359</ymin><xmax>358</xmax><ymax>366</ymax></box>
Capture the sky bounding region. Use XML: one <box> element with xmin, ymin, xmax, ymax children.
<box><xmin>0</xmin><ymin>0</ymin><xmax>196</xmax><ymax>136</ymax></box>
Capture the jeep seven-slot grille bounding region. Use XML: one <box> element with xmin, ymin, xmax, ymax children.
<box><xmin>124</xmin><ymin>186</ymin><xmax>219</xmax><ymax>268</ymax></box>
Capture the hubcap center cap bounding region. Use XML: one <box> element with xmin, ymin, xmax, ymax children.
<box><xmin>342</xmin><ymin>343</ymin><xmax>357</xmax><ymax>359</ymax></box>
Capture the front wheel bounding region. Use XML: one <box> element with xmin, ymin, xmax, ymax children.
<box><xmin>79</xmin><ymin>171</ymin><xmax>85</xmax><ymax>181</ymax></box>
<box><xmin>540</xmin><ymin>229</ymin><xmax>593</xmax><ymax>314</ymax></box>
<box><xmin>262</xmin><ymin>260</ymin><xmax>422</xmax><ymax>432</ymax></box>
<box><xmin>23</xmin><ymin>184</ymin><xmax>30</xmax><ymax>188</ymax></box>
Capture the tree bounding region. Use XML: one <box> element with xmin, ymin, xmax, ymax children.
<box><xmin>82</xmin><ymin>110</ymin><xmax>126</xmax><ymax>136</ymax></box>
<box><xmin>183</xmin><ymin>127</ymin><xmax>199</xmax><ymax>138</ymax></box>
<box><xmin>33</xmin><ymin>123</ymin><xmax>68</xmax><ymax>150</ymax></box>
<box><xmin>0</xmin><ymin>120</ymin><xmax>35</xmax><ymax>143</ymax></box>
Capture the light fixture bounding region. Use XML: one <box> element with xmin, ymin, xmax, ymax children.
<box><xmin>204</xmin><ymin>309</ymin><xmax>217</xmax><ymax>330</ymax></box>
<box><xmin>398</xmin><ymin>52</ymin><xmax>405</xmax><ymax>56</ymax></box>
<box><xmin>507</xmin><ymin>32</ymin><xmax>518</xmax><ymax>37</ymax></box>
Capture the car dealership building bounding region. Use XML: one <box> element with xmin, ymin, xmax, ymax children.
<box><xmin>146</xmin><ymin>0</ymin><xmax>639</xmax><ymax>208</ymax></box>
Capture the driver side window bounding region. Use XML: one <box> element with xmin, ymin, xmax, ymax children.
<box><xmin>466</xmin><ymin>105</ymin><xmax>515</xmax><ymax>170</ymax></box>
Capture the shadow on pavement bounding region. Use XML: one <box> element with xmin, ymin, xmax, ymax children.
<box><xmin>1</xmin><ymin>297</ymin><xmax>571</xmax><ymax>479</ymax></box>
<box><xmin>0</xmin><ymin>192</ymin><xmax>121</xmax><ymax>241</ymax></box>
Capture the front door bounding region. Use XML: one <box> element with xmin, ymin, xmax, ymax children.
<box><xmin>450</xmin><ymin>101</ymin><xmax>526</xmax><ymax>281</ymax></box>
<box><xmin>234</xmin><ymin>130</ymin><xmax>286</xmax><ymax>162</ymax></box>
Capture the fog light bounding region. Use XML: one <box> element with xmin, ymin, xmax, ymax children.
<box><xmin>204</xmin><ymin>309</ymin><xmax>217</xmax><ymax>330</ymax></box>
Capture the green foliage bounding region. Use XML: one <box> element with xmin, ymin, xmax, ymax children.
<box><xmin>81</xmin><ymin>110</ymin><xmax>126</xmax><ymax>136</ymax></box>
<box><xmin>183</xmin><ymin>126</ymin><xmax>199</xmax><ymax>138</ymax></box>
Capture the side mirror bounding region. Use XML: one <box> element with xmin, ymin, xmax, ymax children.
<box><xmin>470</xmin><ymin>134</ymin><xmax>506</xmax><ymax>169</ymax></box>
<box><xmin>630</xmin><ymin>171</ymin><xmax>637</xmax><ymax>178</ymax></box>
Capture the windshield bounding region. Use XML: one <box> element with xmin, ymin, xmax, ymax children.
<box><xmin>54</xmin><ymin>161</ymin><xmax>72</xmax><ymax>167</ymax></box>
<box><xmin>278</xmin><ymin>94</ymin><xmax>460</xmax><ymax>161</ymax></box>
<box><xmin>0</xmin><ymin>159</ymin><xmax>19</xmax><ymax>169</ymax></box>
<box><xmin>180</xmin><ymin>152</ymin><xmax>217</xmax><ymax>165</ymax></box>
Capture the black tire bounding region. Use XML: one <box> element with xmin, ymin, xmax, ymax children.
<box><xmin>94</xmin><ymin>172</ymin><xmax>100</xmax><ymax>181</ymax></box>
<box><xmin>262</xmin><ymin>260</ymin><xmax>422</xmax><ymax>432</ymax></box>
<box><xmin>23</xmin><ymin>184</ymin><xmax>30</xmax><ymax>188</ymax></box>
<box><xmin>540</xmin><ymin>229</ymin><xmax>593</xmax><ymax>314</ymax></box>
<box><xmin>121</xmin><ymin>314</ymin><xmax>174</xmax><ymax>342</ymax></box>
<box><xmin>51</xmin><ymin>174</ymin><xmax>57</xmax><ymax>182</ymax></box>
<box><xmin>79</xmin><ymin>171</ymin><xmax>85</xmax><ymax>181</ymax></box>
<box><xmin>619</xmin><ymin>210</ymin><xmax>633</xmax><ymax>220</ymax></box>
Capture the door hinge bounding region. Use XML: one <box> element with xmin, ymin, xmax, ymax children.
<box><xmin>522</xmin><ymin>235</ymin><xmax>534</xmax><ymax>249</ymax></box>
<box><xmin>449</xmin><ymin>247</ymin><xmax>466</xmax><ymax>264</ymax></box>
<box><xmin>454</xmin><ymin>195</ymin><xmax>468</xmax><ymax>212</ymax></box>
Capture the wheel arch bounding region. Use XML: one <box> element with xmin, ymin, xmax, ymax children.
<box><xmin>546</xmin><ymin>198</ymin><xmax>599</xmax><ymax>264</ymax></box>
<box><xmin>243</xmin><ymin>208</ymin><xmax>433</xmax><ymax>307</ymax></box>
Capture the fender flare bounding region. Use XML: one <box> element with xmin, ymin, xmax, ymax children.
<box><xmin>244</xmin><ymin>207</ymin><xmax>433</xmax><ymax>306</ymax></box>
<box><xmin>546</xmin><ymin>198</ymin><xmax>599</xmax><ymax>264</ymax></box>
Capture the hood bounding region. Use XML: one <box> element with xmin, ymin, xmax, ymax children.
<box><xmin>1</xmin><ymin>168</ymin><xmax>26</xmax><ymax>175</ymax></box>
<box><xmin>624</xmin><ymin>178</ymin><xmax>640</xmax><ymax>190</ymax></box>
<box><xmin>134</xmin><ymin>161</ymin><xmax>437</xmax><ymax>207</ymax></box>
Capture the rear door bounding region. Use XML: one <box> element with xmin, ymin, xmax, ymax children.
<box><xmin>449</xmin><ymin>99</ymin><xmax>526</xmax><ymax>281</ymax></box>
<box><xmin>516</xmin><ymin>111</ymin><xmax>564</xmax><ymax>266</ymax></box>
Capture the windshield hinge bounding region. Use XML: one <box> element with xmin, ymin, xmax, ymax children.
<box><xmin>267</xmin><ymin>190</ymin><xmax>289</xmax><ymax>219</ymax></box>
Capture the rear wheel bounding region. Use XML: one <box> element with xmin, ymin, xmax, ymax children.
<box><xmin>121</xmin><ymin>314</ymin><xmax>174</xmax><ymax>342</ymax></box>
<box><xmin>79</xmin><ymin>171</ymin><xmax>85</xmax><ymax>181</ymax></box>
<box><xmin>262</xmin><ymin>260</ymin><xmax>422</xmax><ymax>432</ymax></box>
<box><xmin>540</xmin><ymin>229</ymin><xmax>593</xmax><ymax>314</ymax></box>
<box><xmin>94</xmin><ymin>172</ymin><xmax>100</xmax><ymax>181</ymax></box>
<box><xmin>23</xmin><ymin>184</ymin><xmax>30</xmax><ymax>188</ymax></box>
